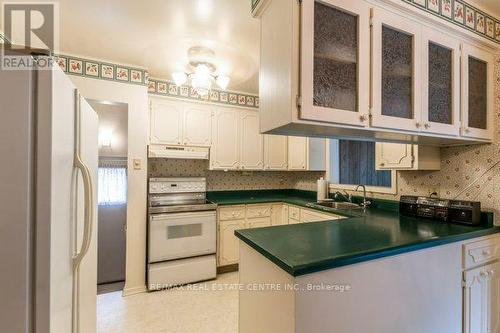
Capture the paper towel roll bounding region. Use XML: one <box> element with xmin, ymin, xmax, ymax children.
<box><xmin>317</xmin><ymin>178</ymin><xmax>329</xmax><ymax>202</ymax></box>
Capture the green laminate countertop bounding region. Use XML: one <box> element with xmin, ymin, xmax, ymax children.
<box><xmin>208</xmin><ymin>190</ymin><xmax>500</xmax><ymax>277</ymax></box>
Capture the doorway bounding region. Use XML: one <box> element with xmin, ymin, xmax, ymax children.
<box><xmin>89</xmin><ymin>100</ymin><xmax>128</xmax><ymax>294</ymax></box>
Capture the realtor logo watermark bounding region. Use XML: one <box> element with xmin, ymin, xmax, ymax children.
<box><xmin>2</xmin><ymin>2</ymin><xmax>59</xmax><ymax>70</ymax></box>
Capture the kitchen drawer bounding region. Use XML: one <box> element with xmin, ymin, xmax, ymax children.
<box><xmin>247</xmin><ymin>217</ymin><xmax>272</xmax><ymax>229</ymax></box>
<box><xmin>246</xmin><ymin>204</ymin><xmax>272</xmax><ymax>219</ymax></box>
<box><xmin>300</xmin><ymin>209</ymin><xmax>339</xmax><ymax>223</ymax></box>
<box><xmin>463</xmin><ymin>235</ymin><xmax>500</xmax><ymax>269</ymax></box>
<box><xmin>219</xmin><ymin>205</ymin><xmax>246</xmax><ymax>221</ymax></box>
<box><xmin>289</xmin><ymin>206</ymin><xmax>300</xmax><ymax>220</ymax></box>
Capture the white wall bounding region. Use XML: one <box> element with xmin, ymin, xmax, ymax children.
<box><xmin>90</xmin><ymin>101</ymin><xmax>129</xmax><ymax>158</ymax></box>
<box><xmin>69</xmin><ymin>76</ymin><xmax>148</xmax><ymax>295</ymax></box>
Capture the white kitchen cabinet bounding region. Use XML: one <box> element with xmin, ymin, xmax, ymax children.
<box><xmin>240</xmin><ymin>110</ymin><xmax>264</xmax><ymax>170</ymax></box>
<box><xmin>218</xmin><ymin>218</ymin><xmax>246</xmax><ymax>266</ymax></box>
<box><xmin>371</xmin><ymin>7</ymin><xmax>422</xmax><ymax>132</ymax></box>
<box><xmin>421</xmin><ymin>26</ymin><xmax>461</xmax><ymax>137</ymax></box>
<box><xmin>150</xmin><ymin>99</ymin><xmax>183</xmax><ymax>145</ymax></box>
<box><xmin>288</xmin><ymin>137</ymin><xmax>326</xmax><ymax>171</ymax></box>
<box><xmin>461</xmin><ymin>43</ymin><xmax>495</xmax><ymax>141</ymax></box>
<box><xmin>288</xmin><ymin>137</ymin><xmax>308</xmax><ymax>170</ymax></box>
<box><xmin>150</xmin><ymin>98</ymin><xmax>212</xmax><ymax>146</ymax></box>
<box><xmin>463</xmin><ymin>261</ymin><xmax>500</xmax><ymax>333</ymax></box>
<box><xmin>264</xmin><ymin>135</ymin><xmax>288</xmax><ymax>170</ymax></box>
<box><xmin>256</xmin><ymin>0</ymin><xmax>495</xmax><ymax>146</ymax></box>
<box><xmin>271</xmin><ymin>204</ymin><xmax>287</xmax><ymax>226</ymax></box>
<box><xmin>183</xmin><ymin>104</ymin><xmax>212</xmax><ymax>146</ymax></box>
<box><xmin>299</xmin><ymin>0</ymin><xmax>371</xmax><ymax>127</ymax></box>
<box><xmin>375</xmin><ymin>143</ymin><xmax>440</xmax><ymax>170</ymax></box>
<box><xmin>210</xmin><ymin>108</ymin><xmax>240</xmax><ymax>170</ymax></box>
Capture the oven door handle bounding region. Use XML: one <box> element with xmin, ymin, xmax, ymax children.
<box><xmin>150</xmin><ymin>211</ymin><xmax>216</xmax><ymax>221</ymax></box>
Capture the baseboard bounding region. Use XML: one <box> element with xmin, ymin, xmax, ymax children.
<box><xmin>217</xmin><ymin>264</ymin><xmax>239</xmax><ymax>274</ymax></box>
<box><xmin>122</xmin><ymin>285</ymin><xmax>147</xmax><ymax>296</ymax></box>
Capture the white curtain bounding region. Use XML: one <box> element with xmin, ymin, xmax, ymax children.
<box><xmin>98</xmin><ymin>167</ymin><xmax>127</xmax><ymax>205</ymax></box>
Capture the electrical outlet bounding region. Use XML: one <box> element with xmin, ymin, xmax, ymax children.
<box><xmin>133</xmin><ymin>158</ymin><xmax>142</xmax><ymax>170</ymax></box>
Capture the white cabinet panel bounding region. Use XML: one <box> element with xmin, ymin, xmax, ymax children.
<box><xmin>376</xmin><ymin>143</ymin><xmax>414</xmax><ymax>169</ymax></box>
<box><xmin>463</xmin><ymin>261</ymin><xmax>500</xmax><ymax>333</ymax></box>
<box><xmin>150</xmin><ymin>99</ymin><xmax>182</xmax><ymax>145</ymax></box>
<box><xmin>218</xmin><ymin>219</ymin><xmax>245</xmax><ymax>266</ymax></box>
<box><xmin>240</xmin><ymin>111</ymin><xmax>264</xmax><ymax>170</ymax></box>
<box><xmin>375</xmin><ymin>143</ymin><xmax>441</xmax><ymax>170</ymax></box>
<box><xmin>271</xmin><ymin>204</ymin><xmax>287</xmax><ymax>226</ymax></box>
<box><xmin>461</xmin><ymin>44</ymin><xmax>495</xmax><ymax>141</ymax></box>
<box><xmin>183</xmin><ymin>105</ymin><xmax>212</xmax><ymax>146</ymax></box>
<box><xmin>370</xmin><ymin>8</ymin><xmax>422</xmax><ymax>132</ymax></box>
<box><xmin>264</xmin><ymin>135</ymin><xmax>288</xmax><ymax>170</ymax></box>
<box><xmin>210</xmin><ymin>108</ymin><xmax>240</xmax><ymax>170</ymax></box>
<box><xmin>288</xmin><ymin>136</ymin><xmax>307</xmax><ymax>170</ymax></box>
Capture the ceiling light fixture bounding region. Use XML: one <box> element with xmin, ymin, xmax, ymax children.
<box><xmin>172</xmin><ymin>46</ymin><xmax>230</xmax><ymax>96</ymax></box>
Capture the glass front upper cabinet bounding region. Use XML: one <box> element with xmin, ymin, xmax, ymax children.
<box><xmin>421</xmin><ymin>27</ymin><xmax>460</xmax><ymax>136</ymax></box>
<box><xmin>461</xmin><ymin>44</ymin><xmax>494</xmax><ymax>140</ymax></box>
<box><xmin>371</xmin><ymin>8</ymin><xmax>421</xmax><ymax>132</ymax></box>
<box><xmin>299</xmin><ymin>0</ymin><xmax>370</xmax><ymax>127</ymax></box>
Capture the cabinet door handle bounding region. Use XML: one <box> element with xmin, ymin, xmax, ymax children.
<box><xmin>359</xmin><ymin>114</ymin><xmax>368</xmax><ymax>122</ymax></box>
<box><xmin>415</xmin><ymin>122</ymin><xmax>421</xmax><ymax>128</ymax></box>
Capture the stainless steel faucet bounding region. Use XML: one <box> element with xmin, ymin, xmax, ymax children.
<box><xmin>334</xmin><ymin>190</ymin><xmax>352</xmax><ymax>203</ymax></box>
<box><xmin>355</xmin><ymin>185</ymin><xmax>371</xmax><ymax>208</ymax></box>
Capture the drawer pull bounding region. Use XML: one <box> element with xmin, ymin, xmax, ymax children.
<box><xmin>482</xmin><ymin>250</ymin><xmax>491</xmax><ymax>256</ymax></box>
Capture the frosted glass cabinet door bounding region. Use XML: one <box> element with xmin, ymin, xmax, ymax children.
<box><xmin>421</xmin><ymin>27</ymin><xmax>460</xmax><ymax>136</ymax></box>
<box><xmin>371</xmin><ymin>8</ymin><xmax>422</xmax><ymax>132</ymax></box>
<box><xmin>461</xmin><ymin>44</ymin><xmax>494</xmax><ymax>140</ymax></box>
<box><xmin>300</xmin><ymin>0</ymin><xmax>370</xmax><ymax>127</ymax></box>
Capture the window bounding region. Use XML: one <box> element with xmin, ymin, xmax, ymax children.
<box><xmin>98</xmin><ymin>167</ymin><xmax>127</xmax><ymax>205</ymax></box>
<box><xmin>328</xmin><ymin>139</ymin><xmax>396</xmax><ymax>193</ymax></box>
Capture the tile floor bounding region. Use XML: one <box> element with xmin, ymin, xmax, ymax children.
<box><xmin>97</xmin><ymin>272</ymin><xmax>239</xmax><ymax>333</ymax></box>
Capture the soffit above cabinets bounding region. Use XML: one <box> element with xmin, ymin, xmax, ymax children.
<box><xmin>56</xmin><ymin>0</ymin><xmax>260</xmax><ymax>94</ymax></box>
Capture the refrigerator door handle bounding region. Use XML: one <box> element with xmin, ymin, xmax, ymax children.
<box><xmin>72</xmin><ymin>90</ymin><xmax>95</xmax><ymax>333</ymax></box>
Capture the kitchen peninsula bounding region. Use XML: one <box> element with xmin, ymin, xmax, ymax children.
<box><xmin>235</xmin><ymin>202</ymin><xmax>500</xmax><ymax>333</ymax></box>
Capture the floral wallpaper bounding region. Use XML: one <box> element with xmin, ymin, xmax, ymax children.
<box><xmin>148</xmin><ymin>159</ymin><xmax>324</xmax><ymax>192</ymax></box>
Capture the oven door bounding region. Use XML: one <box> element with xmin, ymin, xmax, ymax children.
<box><xmin>148</xmin><ymin>210</ymin><xmax>216</xmax><ymax>263</ymax></box>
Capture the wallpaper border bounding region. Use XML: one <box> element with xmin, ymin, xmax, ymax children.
<box><xmin>251</xmin><ymin>0</ymin><xmax>500</xmax><ymax>43</ymax></box>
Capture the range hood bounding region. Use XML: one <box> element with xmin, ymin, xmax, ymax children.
<box><xmin>148</xmin><ymin>144</ymin><xmax>209</xmax><ymax>160</ymax></box>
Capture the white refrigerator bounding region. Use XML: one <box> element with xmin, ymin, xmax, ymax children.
<box><xmin>0</xmin><ymin>50</ymin><xmax>98</xmax><ymax>333</ymax></box>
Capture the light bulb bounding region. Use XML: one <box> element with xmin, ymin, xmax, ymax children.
<box><xmin>100</xmin><ymin>129</ymin><xmax>113</xmax><ymax>147</ymax></box>
<box><xmin>216</xmin><ymin>75</ymin><xmax>230</xmax><ymax>90</ymax></box>
<box><xmin>172</xmin><ymin>72</ymin><xmax>187</xmax><ymax>86</ymax></box>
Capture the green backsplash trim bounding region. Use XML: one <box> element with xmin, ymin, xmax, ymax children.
<box><xmin>251</xmin><ymin>0</ymin><xmax>500</xmax><ymax>44</ymax></box>
<box><xmin>148</xmin><ymin>77</ymin><xmax>259</xmax><ymax>109</ymax></box>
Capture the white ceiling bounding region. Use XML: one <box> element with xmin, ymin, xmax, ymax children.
<box><xmin>58</xmin><ymin>0</ymin><xmax>260</xmax><ymax>93</ymax></box>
